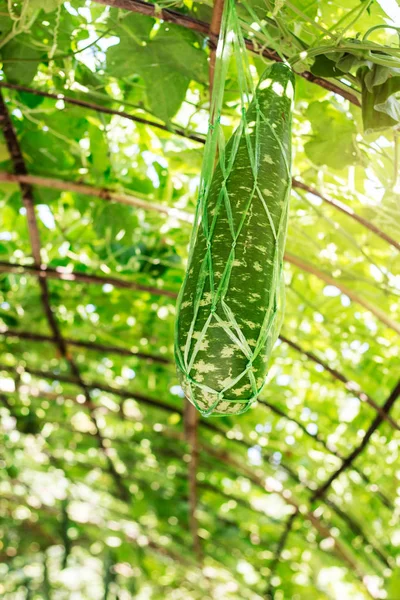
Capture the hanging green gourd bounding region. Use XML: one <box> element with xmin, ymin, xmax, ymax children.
<box><xmin>175</xmin><ymin>0</ymin><xmax>294</xmax><ymax>416</ymax></box>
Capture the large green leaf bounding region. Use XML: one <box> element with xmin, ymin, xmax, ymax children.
<box><xmin>107</xmin><ymin>17</ymin><xmax>207</xmax><ymax>122</ymax></box>
<box><xmin>304</xmin><ymin>100</ymin><xmax>359</xmax><ymax>169</ymax></box>
<box><xmin>1</xmin><ymin>34</ymin><xmax>41</xmax><ymax>84</ymax></box>
<box><xmin>93</xmin><ymin>202</ymin><xmax>138</xmax><ymax>239</ymax></box>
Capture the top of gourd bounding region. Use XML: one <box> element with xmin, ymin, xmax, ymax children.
<box><xmin>256</xmin><ymin>62</ymin><xmax>295</xmax><ymax>100</ymax></box>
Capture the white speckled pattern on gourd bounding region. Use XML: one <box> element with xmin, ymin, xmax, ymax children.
<box><xmin>175</xmin><ymin>62</ymin><xmax>295</xmax><ymax>416</ymax></box>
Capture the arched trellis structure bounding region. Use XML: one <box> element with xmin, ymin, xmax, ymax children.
<box><xmin>0</xmin><ymin>0</ymin><xmax>399</xmax><ymax>598</ymax></box>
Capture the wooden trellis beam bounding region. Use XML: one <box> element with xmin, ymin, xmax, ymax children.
<box><xmin>1</xmin><ymin>167</ymin><xmax>398</xmax><ymax>253</ymax></box>
<box><xmin>312</xmin><ymin>377</ymin><xmax>400</xmax><ymax>501</ymax></box>
<box><xmin>0</xmin><ymin>81</ymin><xmax>206</xmax><ymax>143</ymax></box>
<box><xmin>209</xmin><ymin>0</ymin><xmax>225</xmax><ymax>96</ymax></box>
<box><xmin>286</xmin><ymin>252</ymin><xmax>400</xmax><ymax>336</ymax></box>
<box><xmin>279</xmin><ymin>335</ymin><xmax>399</xmax><ymax>431</ymax></box>
<box><xmin>1</xmin><ymin>328</ymin><xmax>170</xmax><ymax>365</ymax></box>
<box><xmin>0</xmin><ymin>167</ymin><xmax>391</xmax><ymax>250</ymax></box>
<box><xmin>0</xmin><ymin>260</ymin><xmax>178</xmax><ymax>298</ymax></box>
<box><xmin>0</xmin><ymin>92</ymin><xmax>130</xmax><ymax>503</ymax></box>
<box><xmin>293</xmin><ymin>180</ymin><xmax>400</xmax><ymax>252</ymax></box>
<box><xmin>92</xmin><ymin>0</ymin><xmax>360</xmax><ymax>106</ymax></box>
<box><xmin>0</xmin><ymin>82</ymin><xmax>206</xmax><ymax>144</ymax></box>
<box><xmin>0</xmin><ymin>363</ymin><xmax>180</xmax><ymax>413</ymax></box>
<box><xmin>0</xmin><ymin>172</ymin><xmax>194</xmax><ymax>222</ymax></box>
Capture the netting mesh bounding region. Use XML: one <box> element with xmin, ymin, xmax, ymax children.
<box><xmin>174</xmin><ymin>0</ymin><xmax>295</xmax><ymax>417</ymax></box>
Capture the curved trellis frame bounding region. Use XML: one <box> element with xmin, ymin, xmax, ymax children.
<box><xmin>0</xmin><ymin>0</ymin><xmax>399</xmax><ymax>599</ymax></box>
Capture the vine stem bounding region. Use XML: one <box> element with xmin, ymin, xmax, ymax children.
<box><xmin>0</xmin><ymin>0</ymin><xmax>37</xmax><ymax>51</ymax></box>
<box><xmin>289</xmin><ymin>41</ymin><xmax>400</xmax><ymax>69</ymax></box>
<box><xmin>363</xmin><ymin>24</ymin><xmax>400</xmax><ymax>42</ymax></box>
<box><xmin>334</xmin><ymin>0</ymin><xmax>373</xmax><ymax>46</ymax></box>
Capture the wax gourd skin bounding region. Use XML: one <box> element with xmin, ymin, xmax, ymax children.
<box><xmin>175</xmin><ymin>62</ymin><xmax>295</xmax><ymax>416</ymax></box>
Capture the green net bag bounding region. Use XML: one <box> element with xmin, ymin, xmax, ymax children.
<box><xmin>174</xmin><ymin>0</ymin><xmax>294</xmax><ymax>417</ymax></box>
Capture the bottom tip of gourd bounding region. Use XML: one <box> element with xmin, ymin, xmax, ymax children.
<box><xmin>182</xmin><ymin>381</ymin><xmax>257</xmax><ymax>417</ymax></box>
<box><xmin>199</xmin><ymin>402</ymin><xmax>254</xmax><ymax>418</ymax></box>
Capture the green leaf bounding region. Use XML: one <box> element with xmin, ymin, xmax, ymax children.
<box><xmin>1</xmin><ymin>34</ymin><xmax>42</xmax><ymax>85</ymax></box>
<box><xmin>289</xmin><ymin>0</ymin><xmax>318</xmax><ymax>18</ymax></box>
<box><xmin>93</xmin><ymin>202</ymin><xmax>137</xmax><ymax>239</ymax></box>
<box><xmin>295</xmin><ymin>77</ymin><xmax>328</xmax><ymax>101</ymax></box>
<box><xmin>358</xmin><ymin>65</ymin><xmax>400</xmax><ymax>132</ymax></box>
<box><xmin>119</xmin><ymin>12</ymin><xmax>154</xmax><ymax>41</ymax></box>
<box><xmin>33</xmin><ymin>186</ymin><xmax>61</xmax><ymax>206</ymax></box>
<box><xmin>335</xmin><ymin>53</ymin><xmax>360</xmax><ymax>73</ymax></box>
<box><xmin>304</xmin><ymin>101</ymin><xmax>359</xmax><ymax>169</ymax></box>
<box><xmin>364</xmin><ymin>65</ymin><xmax>393</xmax><ymax>90</ymax></box>
<box><xmin>311</xmin><ymin>52</ymin><xmax>362</xmax><ymax>77</ymax></box>
<box><xmin>74</xmin><ymin>62</ymin><xmax>105</xmax><ymax>89</ymax></box>
<box><xmin>6</xmin><ymin>464</ymin><xmax>18</xmax><ymax>479</ymax></box>
<box><xmin>166</xmin><ymin>148</ymin><xmax>203</xmax><ymax>173</ymax></box>
<box><xmin>0</xmin><ymin>13</ymin><xmax>13</xmax><ymax>38</ymax></box>
<box><xmin>375</xmin><ymin>93</ymin><xmax>400</xmax><ymax>122</ymax></box>
<box><xmin>0</xmin><ymin>309</ymin><xmax>18</xmax><ymax>326</ymax></box>
<box><xmin>152</xmin><ymin>24</ymin><xmax>208</xmax><ymax>84</ymax></box>
<box><xmin>107</xmin><ymin>20</ymin><xmax>207</xmax><ymax>122</ymax></box>
<box><xmin>147</xmin><ymin>71</ymin><xmax>188</xmax><ymax>124</ymax></box>
<box><xmin>17</xmin><ymin>90</ymin><xmax>44</xmax><ymax>108</ymax></box>
<box><xmin>88</xmin><ymin>124</ymin><xmax>110</xmax><ymax>178</ymax></box>
<box><xmin>310</xmin><ymin>54</ymin><xmax>343</xmax><ymax>77</ymax></box>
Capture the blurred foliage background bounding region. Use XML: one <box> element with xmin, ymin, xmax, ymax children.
<box><xmin>0</xmin><ymin>0</ymin><xmax>399</xmax><ymax>598</ymax></box>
